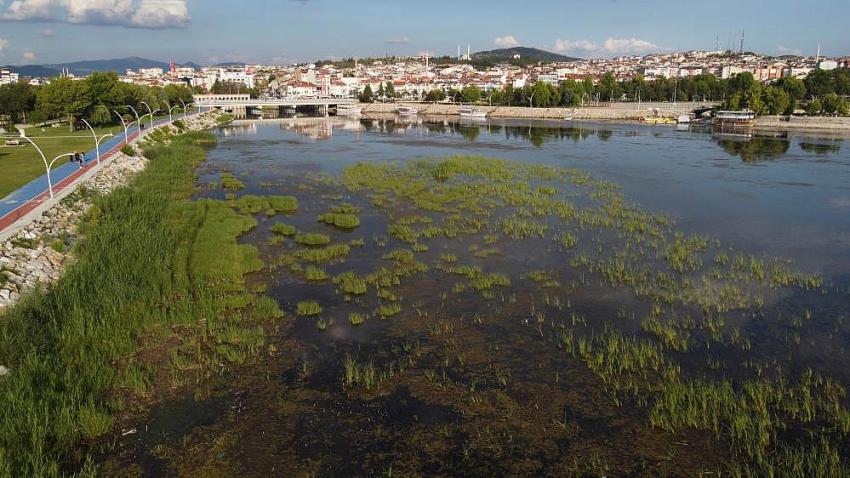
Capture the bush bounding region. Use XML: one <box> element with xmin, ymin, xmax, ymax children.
<box><xmin>120</xmin><ymin>144</ymin><xmax>136</xmax><ymax>156</ymax></box>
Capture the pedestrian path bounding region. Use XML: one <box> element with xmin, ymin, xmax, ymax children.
<box><xmin>0</xmin><ymin>116</ymin><xmax>183</xmax><ymax>233</ymax></box>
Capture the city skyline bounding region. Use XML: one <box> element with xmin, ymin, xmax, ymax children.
<box><xmin>0</xmin><ymin>0</ymin><xmax>848</xmax><ymax>66</ymax></box>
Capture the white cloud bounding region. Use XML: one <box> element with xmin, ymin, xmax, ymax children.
<box><xmin>131</xmin><ymin>0</ymin><xmax>189</xmax><ymax>28</ymax></box>
<box><xmin>494</xmin><ymin>35</ymin><xmax>519</xmax><ymax>48</ymax></box>
<box><xmin>0</xmin><ymin>0</ymin><xmax>189</xmax><ymax>29</ymax></box>
<box><xmin>22</xmin><ymin>50</ymin><xmax>36</xmax><ymax>61</ymax></box>
<box><xmin>553</xmin><ymin>37</ymin><xmax>661</xmax><ymax>56</ymax></box>
<box><xmin>386</xmin><ymin>37</ymin><xmax>410</xmax><ymax>45</ymax></box>
<box><xmin>0</xmin><ymin>37</ymin><xmax>8</xmax><ymax>57</ymax></box>
<box><xmin>40</xmin><ymin>28</ymin><xmax>54</xmax><ymax>36</ymax></box>
<box><xmin>777</xmin><ymin>45</ymin><xmax>802</xmax><ymax>56</ymax></box>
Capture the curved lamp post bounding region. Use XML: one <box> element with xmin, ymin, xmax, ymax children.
<box><xmin>178</xmin><ymin>97</ymin><xmax>189</xmax><ymax>118</ymax></box>
<box><xmin>80</xmin><ymin>119</ymin><xmax>114</xmax><ymax>165</ymax></box>
<box><xmin>140</xmin><ymin>101</ymin><xmax>154</xmax><ymax>129</ymax></box>
<box><xmin>17</xmin><ymin>135</ymin><xmax>72</xmax><ymax>199</ymax></box>
<box><xmin>113</xmin><ymin>110</ymin><xmax>132</xmax><ymax>143</ymax></box>
<box><xmin>127</xmin><ymin>105</ymin><xmax>143</xmax><ymax>135</ymax></box>
<box><xmin>162</xmin><ymin>100</ymin><xmax>179</xmax><ymax>122</ymax></box>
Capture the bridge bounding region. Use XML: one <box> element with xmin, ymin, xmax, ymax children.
<box><xmin>193</xmin><ymin>94</ymin><xmax>357</xmax><ymax>118</ymax></box>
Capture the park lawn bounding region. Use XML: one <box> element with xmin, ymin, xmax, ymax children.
<box><xmin>0</xmin><ymin>125</ymin><xmax>121</xmax><ymax>199</ymax></box>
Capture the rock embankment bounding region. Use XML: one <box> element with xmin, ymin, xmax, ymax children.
<box><xmin>0</xmin><ymin>112</ymin><xmax>219</xmax><ymax>312</ymax></box>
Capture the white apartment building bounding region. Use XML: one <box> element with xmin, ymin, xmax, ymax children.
<box><xmin>0</xmin><ymin>68</ymin><xmax>20</xmax><ymax>85</ymax></box>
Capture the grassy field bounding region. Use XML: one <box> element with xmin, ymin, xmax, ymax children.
<box><xmin>0</xmin><ymin>130</ymin><xmax>279</xmax><ymax>476</ymax></box>
<box><xmin>0</xmin><ymin>125</ymin><xmax>121</xmax><ymax>199</ymax></box>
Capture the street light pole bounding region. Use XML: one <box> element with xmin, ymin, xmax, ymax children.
<box><xmin>140</xmin><ymin>101</ymin><xmax>154</xmax><ymax>129</ymax></box>
<box><xmin>127</xmin><ymin>105</ymin><xmax>142</xmax><ymax>135</ymax></box>
<box><xmin>178</xmin><ymin>97</ymin><xmax>188</xmax><ymax>118</ymax></box>
<box><xmin>114</xmin><ymin>110</ymin><xmax>129</xmax><ymax>143</ymax></box>
<box><xmin>17</xmin><ymin>135</ymin><xmax>72</xmax><ymax>199</ymax></box>
<box><xmin>80</xmin><ymin>119</ymin><xmax>114</xmax><ymax>165</ymax></box>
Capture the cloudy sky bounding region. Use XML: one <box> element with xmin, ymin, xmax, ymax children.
<box><xmin>0</xmin><ymin>0</ymin><xmax>848</xmax><ymax>65</ymax></box>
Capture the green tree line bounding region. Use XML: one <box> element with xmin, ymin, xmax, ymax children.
<box><xmin>0</xmin><ymin>72</ymin><xmax>194</xmax><ymax>131</ymax></box>
<box><xmin>410</xmin><ymin>68</ymin><xmax>850</xmax><ymax>115</ymax></box>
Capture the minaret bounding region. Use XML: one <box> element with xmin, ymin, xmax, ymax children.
<box><xmin>467</xmin><ymin>44</ymin><xmax>471</xmax><ymax>61</ymax></box>
<box><xmin>816</xmin><ymin>44</ymin><xmax>821</xmax><ymax>63</ymax></box>
<box><xmin>457</xmin><ymin>45</ymin><xmax>461</xmax><ymax>60</ymax></box>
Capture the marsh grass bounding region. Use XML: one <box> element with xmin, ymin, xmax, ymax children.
<box><xmin>295</xmin><ymin>233</ymin><xmax>331</xmax><ymax>246</ymax></box>
<box><xmin>270</xmin><ymin>222</ymin><xmax>297</xmax><ymax>236</ymax></box>
<box><xmin>296</xmin><ymin>300</ymin><xmax>323</xmax><ymax>316</ymax></box>
<box><xmin>0</xmin><ymin>132</ymin><xmax>281</xmax><ymax>476</ymax></box>
<box><xmin>220</xmin><ymin>172</ymin><xmax>245</xmax><ymax>191</ymax></box>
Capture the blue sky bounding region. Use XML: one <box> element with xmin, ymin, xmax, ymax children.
<box><xmin>0</xmin><ymin>0</ymin><xmax>848</xmax><ymax>65</ymax></box>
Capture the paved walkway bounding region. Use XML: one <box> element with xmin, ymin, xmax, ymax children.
<box><xmin>0</xmin><ymin>115</ymin><xmax>187</xmax><ymax>234</ymax></box>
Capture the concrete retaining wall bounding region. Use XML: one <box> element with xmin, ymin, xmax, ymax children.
<box><xmin>755</xmin><ymin>116</ymin><xmax>850</xmax><ymax>132</ymax></box>
<box><xmin>362</xmin><ymin>102</ymin><xmax>700</xmax><ymax>120</ymax></box>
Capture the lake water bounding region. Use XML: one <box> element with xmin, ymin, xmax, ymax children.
<box><xmin>103</xmin><ymin>117</ymin><xmax>850</xmax><ymax>476</ymax></box>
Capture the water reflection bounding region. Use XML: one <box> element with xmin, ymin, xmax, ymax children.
<box><xmin>715</xmin><ymin>136</ymin><xmax>791</xmax><ymax>162</ymax></box>
<box><xmin>800</xmin><ymin>142</ymin><xmax>841</xmax><ymax>156</ymax></box>
<box><xmin>232</xmin><ymin>117</ymin><xmax>846</xmax><ymax>166</ymax></box>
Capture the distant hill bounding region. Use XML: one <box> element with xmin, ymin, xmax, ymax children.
<box><xmin>8</xmin><ymin>64</ymin><xmax>60</xmax><ymax>77</ymax></box>
<box><xmin>7</xmin><ymin>57</ymin><xmax>201</xmax><ymax>77</ymax></box>
<box><xmin>474</xmin><ymin>47</ymin><xmax>580</xmax><ymax>63</ymax></box>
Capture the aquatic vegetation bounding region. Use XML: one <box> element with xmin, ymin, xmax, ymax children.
<box><xmin>348</xmin><ymin>312</ymin><xmax>366</xmax><ymax>326</ymax></box>
<box><xmin>220</xmin><ymin>172</ymin><xmax>245</xmax><ymax>190</ymax></box>
<box><xmin>334</xmin><ymin>271</ymin><xmax>368</xmax><ymax>295</ymax></box>
<box><xmin>296</xmin><ymin>300</ymin><xmax>323</xmax><ymax>316</ymax></box>
<box><xmin>304</xmin><ymin>265</ymin><xmax>328</xmax><ymax>282</ymax></box>
<box><xmin>376</xmin><ymin>303</ymin><xmax>402</xmax><ymax>318</ymax></box>
<box><xmin>270</xmin><ymin>222</ymin><xmax>297</xmax><ymax>236</ymax></box>
<box><xmin>290</xmin><ymin>243</ymin><xmax>351</xmax><ymax>263</ymax></box>
<box><xmin>295</xmin><ymin>233</ymin><xmax>332</xmax><ymax>246</ymax></box>
<box><xmin>233</xmin><ymin>194</ymin><xmax>298</xmax><ymax>215</ymax></box>
<box><xmin>501</xmin><ymin>216</ymin><xmax>547</xmax><ymax>240</ymax></box>
<box><xmin>470</xmin><ymin>272</ymin><xmax>511</xmax><ymax>293</ymax></box>
<box><xmin>318</xmin><ymin>212</ymin><xmax>360</xmax><ymax>229</ymax></box>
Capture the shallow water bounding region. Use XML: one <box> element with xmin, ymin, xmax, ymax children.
<box><xmin>102</xmin><ymin>118</ymin><xmax>850</xmax><ymax>476</ymax></box>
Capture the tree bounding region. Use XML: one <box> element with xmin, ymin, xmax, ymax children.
<box><xmin>89</xmin><ymin>104</ymin><xmax>112</xmax><ymax>125</ymax></box>
<box><xmin>385</xmin><ymin>81</ymin><xmax>396</xmax><ymax>98</ymax></box>
<box><xmin>806</xmin><ymin>99</ymin><xmax>822</xmax><ymax>116</ymax></box>
<box><xmin>821</xmin><ymin>93</ymin><xmax>849</xmax><ymax>115</ymax></box>
<box><xmin>762</xmin><ymin>87</ymin><xmax>790</xmax><ymax>115</ymax></box>
<box><xmin>777</xmin><ymin>76</ymin><xmax>806</xmax><ymax>99</ymax></box>
<box><xmin>358</xmin><ymin>84</ymin><xmax>374</xmax><ymax>103</ymax></box>
<box><xmin>805</xmin><ymin>69</ymin><xmax>835</xmax><ymax>98</ymax></box>
<box><xmin>85</xmin><ymin>72</ymin><xmax>124</xmax><ymax>112</ymax></box>
<box><xmin>36</xmin><ymin>77</ymin><xmax>92</xmax><ymax>131</ymax></box>
<box><xmin>460</xmin><ymin>85</ymin><xmax>482</xmax><ymax>104</ymax></box>
<box><xmin>424</xmin><ymin>89</ymin><xmax>445</xmax><ymax>102</ymax></box>
<box><xmin>0</xmin><ymin>81</ymin><xmax>37</xmax><ymax>122</ymax></box>
<box><xmin>598</xmin><ymin>72</ymin><xmax>621</xmax><ymax>101</ymax></box>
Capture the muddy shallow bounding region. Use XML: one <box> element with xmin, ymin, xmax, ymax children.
<box><xmin>100</xmin><ymin>118</ymin><xmax>850</xmax><ymax>477</ymax></box>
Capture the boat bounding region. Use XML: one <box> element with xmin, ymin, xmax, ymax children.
<box><xmin>396</xmin><ymin>106</ymin><xmax>419</xmax><ymax>116</ymax></box>
<box><xmin>677</xmin><ymin>114</ymin><xmax>692</xmax><ymax>124</ymax></box>
<box><xmin>714</xmin><ymin>110</ymin><xmax>755</xmax><ymax>126</ymax></box>
<box><xmin>336</xmin><ymin>104</ymin><xmax>362</xmax><ymax>117</ymax></box>
<box><xmin>458</xmin><ymin>106</ymin><xmax>487</xmax><ymax>119</ymax></box>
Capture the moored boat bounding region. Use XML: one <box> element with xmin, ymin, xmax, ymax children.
<box><xmin>458</xmin><ymin>106</ymin><xmax>487</xmax><ymax>119</ymax></box>
<box><xmin>397</xmin><ymin>106</ymin><xmax>419</xmax><ymax>116</ymax></box>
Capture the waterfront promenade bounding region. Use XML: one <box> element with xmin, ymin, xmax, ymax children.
<box><xmin>0</xmin><ymin>115</ymin><xmax>187</xmax><ymax>238</ymax></box>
